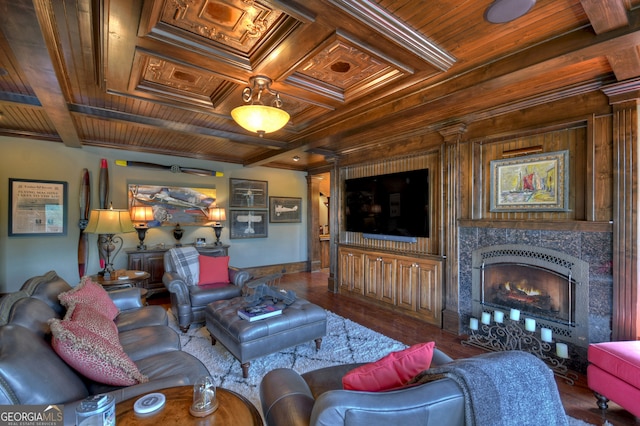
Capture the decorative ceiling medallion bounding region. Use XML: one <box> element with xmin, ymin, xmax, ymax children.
<box><xmin>299</xmin><ymin>41</ymin><xmax>386</xmax><ymax>90</ymax></box>
<box><xmin>162</xmin><ymin>0</ymin><xmax>282</xmax><ymax>53</ymax></box>
<box><xmin>286</xmin><ymin>32</ymin><xmax>409</xmax><ymax>103</ymax></box>
<box><xmin>143</xmin><ymin>57</ymin><xmax>222</xmax><ymax>96</ymax></box>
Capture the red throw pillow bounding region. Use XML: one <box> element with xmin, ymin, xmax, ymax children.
<box><xmin>49</xmin><ymin>318</ymin><xmax>147</xmax><ymax>386</ymax></box>
<box><xmin>66</xmin><ymin>303</ymin><xmax>119</xmax><ymax>342</ymax></box>
<box><xmin>198</xmin><ymin>255</ymin><xmax>230</xmax><ymax>285</ymax></box>
<box><xmin>342</xmin><ymin>342</ymin><xmax>435</xmax><ymax>391</ymax></box>
<box><xmin>59</xmin><ymin>277</ymin><xmax>119</xmax><ymax>320</ymax></box>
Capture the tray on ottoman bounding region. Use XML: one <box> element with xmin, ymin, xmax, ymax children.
<box><xmin>205</xmin><ymin>296</ymin><xmax>327</xmax><ymax>378</ymax></box>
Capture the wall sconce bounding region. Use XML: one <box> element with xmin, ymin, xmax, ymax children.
<box><xmin>208</xmin><ymin>207</ymin><xmax>226</xmax><ymax>246</ymax></box>
<box><xmin>230</xmin><ymin>76</ymin><xmax>290</xmax><ymax>137</ymax></box>
<box><xmin>85</xmin><ymin>207</ymin><xmax>135</xmax><ymax>279</ymax></box>
<box><xmin>130</xmin><ymin>206</ymin><xmax>154</xmax><ymax>250</ymax></box>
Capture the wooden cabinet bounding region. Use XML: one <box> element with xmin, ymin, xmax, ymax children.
<box><xmin>338</xmin><ymin>247</ymin><xmax>364</xmax><ymax>295</ymax></box>
<box><xmin>127</xmin><ymin>248</ymin><xmax>167</xmax><ymax>297</ymax></box>
<box><xmin>396</xmin><ymin>258</ymin><xmax>442</xmax><ymax>324</ymax></box>
<box><xmin>338</xmin><ymin>245</ymin><xmax>443</xmax><ymax>326</ymax></box>
<box><xmin>126</xmin><ymin>245</ymin><xmax>229</xmax><ymax>297</ymax></box>
<box><xmin>364</xmin><ymin>253</ymin><xmax>396</xmax><ymax>304</ymax></box>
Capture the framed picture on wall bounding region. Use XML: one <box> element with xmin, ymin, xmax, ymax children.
<box><xmin>229</xmin><ymin>209</ymin><xmax>268</xmax><ymax>239</ymax></box>
<box><xmin>269</xmin><ymin>197</ymin><xmax>302</xmax><ymax>223</ymax></box>
<box><xmin>229</xmin><ymin>178</ymin><xmax>268</xmax><ymax>208</ymax></box>
<box><xmin>489</xmin><ymin>150</ymin><xmax>569</xmax><ymax>212</ymax></box>
<box><xmin>128</xmin><ymin>183</ymin><xmax>217</xmax><ymax>226</ymax></box>
<box><xmin>9</xmin><ymin>178</ymin><xmax>68</xmax><ymax>236</ymax></box>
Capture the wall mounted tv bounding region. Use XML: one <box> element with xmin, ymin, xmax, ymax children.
<box><xmin>344</xmin><ymin>169</ymin><xmax>429</xmax><ymax>243</ymax></box>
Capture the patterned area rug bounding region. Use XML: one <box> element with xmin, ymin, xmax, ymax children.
<box><xmin>167</xmin><ymin>309</ymin><xmax>597</xmax><ymax>425</ymax></box>
<box><xmin>167</xmin><ymin>309</ymin><xmax>407</xmax><ymax>411</ymax></box>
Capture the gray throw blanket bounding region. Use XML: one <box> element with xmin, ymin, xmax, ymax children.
<box><xmin>409</xmin><ymin>351</ymin><xmax>568</xmax><ymax>426</ymax></box>
<box><xmin>169</xmin><ymin>247</ymin><xmax>199</xmax><ymax>285</ymax></box>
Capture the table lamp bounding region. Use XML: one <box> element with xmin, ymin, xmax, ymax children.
<box><xmin>208</xmin><ymin>206</ymin><xmax>226</xmax><ymax>246</ymax></box>
<box><xmin>85</xmin><ymin>207</ymin><xmax>135</xmax><ymax>279</ymax></box>
<box><xmin>130</xmin><ymin>205</ymin><xmax>154</xmax><ymax>250</ymax></box>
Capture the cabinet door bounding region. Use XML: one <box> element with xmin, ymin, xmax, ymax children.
<box><xmin>338</xmin><ymin>248</ymin><xmax>364</xmax><ymax>294</ymax></box>
<box><xmin>415</xmin><ymin>260</ymin><xmax>442</xmax><ymax>325</ymax></box>
<box><xmin>146</xmin><ymin>253</ymin><xmax>166</xmax><ymax>284</ymax></box>
<box><xmin>396</xmin><ymin>259</ymin><xmax>419</xmax><ymax>311</ymax></box>
<box><xmin>364</xmin><ymin>254</ymin><xmax>395</xmax><ymax>303</ymax></box>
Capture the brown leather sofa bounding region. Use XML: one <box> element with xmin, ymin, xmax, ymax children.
<box><xmin>260</xmin><ymin>348</ymin><xmax>465</xmax><ymax>426</ymax></box>
<box><xmin>0</xmin><ymin>271</ymin><xmax>210</xmax><ymax>425</ymax></box>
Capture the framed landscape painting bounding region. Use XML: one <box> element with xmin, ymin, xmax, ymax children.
<box><xmin>489</xmin><ymin>150</ymin><xmax>569</xmax><ymax>212</ymax></box>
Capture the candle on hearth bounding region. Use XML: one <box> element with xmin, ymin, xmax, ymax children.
<box><xmin>481</xmin><ymin>312</ymin><xmax>492</xmax><ymax>324</ymax></box>
<box><xmin>541</xmin><ymin>328</ymin><xmax>553</xmax><ymax>342</ymax></box>
<box><xmin>509</xmin><ymin>309</ymin><xmax>520</xmax><ymax>321</ymax></box>
<box><xmin>494</xmin><ymin>310</ymin><xmax>504</xmax><ymax>323</ymax></box>
<box><xmin>470</xmin><ymin>318</ymin><xmax>479</xmax><ymax>331</ymax></box>
<box><xmin>524</xmin><ymin>318</ymin><xmax>536</xmax><ymax>332</ymax></box>
<box><xmin>556</xmin><ymin>342</ymin><xmax>569</xmax><ymax>359</ymax></box>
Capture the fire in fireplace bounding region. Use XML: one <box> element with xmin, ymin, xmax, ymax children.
<box><xmin>483</xmin><ymin>264</ymin><xmax>576</xmax><ymax>325</ymax></box>
<box><xmin>472</xmin><ymin>245</ymin><xmax>589</xmax><ymax>348</ymax></box>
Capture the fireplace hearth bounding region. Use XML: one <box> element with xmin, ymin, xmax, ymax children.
<box><xmin>472</xmin><ymin>244</ymin><xmax>589</xmax><ymax>348</ymax></box>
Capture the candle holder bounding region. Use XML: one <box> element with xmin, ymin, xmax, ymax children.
<box><xmin>462</xmin><ymin>317</ymin><xmax>578</xmax><ymax>385</ymax></box>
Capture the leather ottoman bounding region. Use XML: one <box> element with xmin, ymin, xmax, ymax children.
<box><xmin>205</xmin><ymin>296</ymin><xmax>327</xmax><ymax>378</ymax></box>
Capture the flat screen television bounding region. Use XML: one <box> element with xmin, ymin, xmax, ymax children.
<box><xmin>344</xmin><ymin>169</ymin><xmax>429</xmax><ymax>242</ymax></box>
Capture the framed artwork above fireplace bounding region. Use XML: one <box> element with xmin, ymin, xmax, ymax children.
<box><xmin>489</xmin><ymin>150</ymin><xmax>569</xmax><ymax>212</ymax></box>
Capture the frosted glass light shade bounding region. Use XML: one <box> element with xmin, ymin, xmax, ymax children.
<box><xmin>231</xmin><ymin>105</ymin><xmax>290</xmax><ymax>136</ymax></box>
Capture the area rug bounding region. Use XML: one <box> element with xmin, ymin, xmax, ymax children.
<box><xmin>167</xmin><ymin>309</ymin><xmax>407</xmax><ymax>410</ymax></box>
<box><xmin>167</xmin><ymin>309</ymin><xmax>599</xmax><ymax>425</ymax></box>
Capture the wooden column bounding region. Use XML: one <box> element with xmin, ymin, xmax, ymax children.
<box><xmin>439</xmin><ymin>123</ymin><xmax>467</xmax><ymax>333</ymax></box>
<box><xmin>307</xmin><ymin>175</ymin><xmax>323</xmax><ymax>272</ymax></box>
<box><xmin>603</xmin><ymin>79</ymin><xmax>640</xmax><ymax>341</ymax></box>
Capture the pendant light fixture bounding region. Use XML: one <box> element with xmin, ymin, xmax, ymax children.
<box><xmin>231</xmin><ymin>76</ymin><xmax>290</xmax><ymax>137</ymax></box>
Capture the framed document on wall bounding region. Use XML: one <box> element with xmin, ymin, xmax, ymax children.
<box><xmin>9</xmin><ymin>178</ymin><xmax>68</xmax><ymax>236</ymax></box>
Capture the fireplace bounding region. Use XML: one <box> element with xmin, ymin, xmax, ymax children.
<box><xmin>472</xmin><ymin>244</ymin><xmax>589</xmax><ymax>348</ymax></box>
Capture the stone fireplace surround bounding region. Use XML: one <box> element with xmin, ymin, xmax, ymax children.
<box><xmin>459</xmin><ymin>226</ymin><xmax>613</xmax><ymax>373</ymax></box>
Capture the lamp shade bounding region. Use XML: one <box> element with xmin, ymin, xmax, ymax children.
<box><xmin>231</xmin><ymin>105</ymin><xmax>290</xmax><ymax>135</ymax></box>
<box><xmin>130</xmin><ymin>206</ymin><xmax>154</xmax><ymax>223</ymax></box>
<box><xmin>208</xmin><ymin>207</ymin><xmax>226</xmax><ymax>223</ymax></box>
<box><xmin>85</xmin><ymin>209</ymin><xmax>135</xmax><ymax>234</ymax></box>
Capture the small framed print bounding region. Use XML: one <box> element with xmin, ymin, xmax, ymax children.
<box><xmin>269</xmin><ymin>197</ymin><xmax>302</xmax><ymax>223</ymax></box>
<box><xmin>9</xmin><ymin>178</ymin><xmax>68</xmax><ymax>236</ymax></box>
<box><xmin>229</xmin><ymin>210</ymin><xmax>268</xmax><ymax>239</ymax></box>
<box><xmin>229</xmin><ymin>178</ymin><xmax>268</xmax><ymax>208</ymax></box>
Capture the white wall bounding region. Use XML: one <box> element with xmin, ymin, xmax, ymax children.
<box><xmin>0</xmin><ymin>136</ymin><xmax>308</xmax><ymax>292</ymax></box>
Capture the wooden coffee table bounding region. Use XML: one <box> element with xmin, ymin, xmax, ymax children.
<box><xmin>115</xmin><ymin>386</ymin><xmax>262</xmax><ymax>425</ymax></box>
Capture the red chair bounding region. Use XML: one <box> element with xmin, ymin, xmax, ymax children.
<box><xmin>587</xmin><ymin>340</ymin><xmax>640</xmax><ymax>418</ymax></box>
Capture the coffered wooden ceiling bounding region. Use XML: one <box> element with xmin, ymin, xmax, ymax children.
<box><xmin>0</xmin><ymin>0</ymin><xmax>639</xmax><ymax>171</ymax></box>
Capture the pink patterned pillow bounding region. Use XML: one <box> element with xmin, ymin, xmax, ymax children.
<box><xmin>65</xmin><ymin>303</ymin><xmax>119</xmax><ymax>342</ymax></box>
<box><xmin>59</xmin><ymin>276</ymin><xmax>119</xmax><ymax>320</ymax></box>
<box><xmin>49</xmin><ymin>318</ymin><xmax>147</xmax><ymax>386</ymax></box>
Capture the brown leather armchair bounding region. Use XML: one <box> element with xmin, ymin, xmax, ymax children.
<box><xmin>162</xmin><ymin>249</ymin><xmax>250</xmax><ymax>332</ymax></box>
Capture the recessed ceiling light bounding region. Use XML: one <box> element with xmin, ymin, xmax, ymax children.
<box><xmin>485</xmin><ymin>0</ymin><xmax>536</xmax><ymax>24</ymax></box>
<box><xmin>293</xmin><ymin>155</ymin><xmax>300</xmax><ymax>162</ymax></box>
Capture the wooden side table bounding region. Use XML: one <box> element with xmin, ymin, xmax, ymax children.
<box><xmin>91</xmin><ymin>270</ymin><xmax>150</xmax><ymax>291</ymax></box>
<box><xmin>115</xmin><ymin>386</ymin><xmax>262</xmax><ymax>425</ymax></box>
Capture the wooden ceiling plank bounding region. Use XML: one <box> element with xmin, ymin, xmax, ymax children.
<box><xmin>0</xmin><ymin>0</ymin><xmax>82</xmax><ymax>148</ymax></box>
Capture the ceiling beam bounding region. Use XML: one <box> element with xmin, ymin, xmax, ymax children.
<box><xmin>0</xmin><ymin>0</ymin><xmax>82</xmax><ymax>148</ymax></box>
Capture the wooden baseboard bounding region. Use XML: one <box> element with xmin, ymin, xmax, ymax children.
<box><xmin>242</xmin><ymin>261</ymin><xmax>308</xmax><ymax>278</ymax></box>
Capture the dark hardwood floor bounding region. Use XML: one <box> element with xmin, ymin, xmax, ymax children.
<box><xmin>151</xmin><ymin>271</ymin><xmax>638</xmax><ymax>425</ymax></box>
